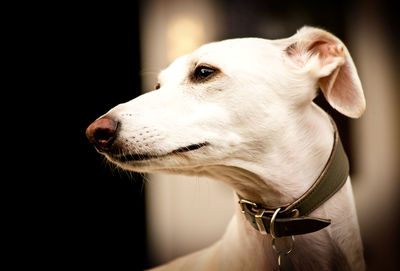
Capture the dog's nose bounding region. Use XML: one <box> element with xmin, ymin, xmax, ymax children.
<box><xmin>86</xmin><ymin>117</ymin><xmax>119</xmax><ymax>151</ymax></box>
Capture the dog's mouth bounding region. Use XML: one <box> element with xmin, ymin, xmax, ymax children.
<box><xmin>107</xmin><ymin>142</ymin><xmax>210</xmax><ymax>163</ymax></box>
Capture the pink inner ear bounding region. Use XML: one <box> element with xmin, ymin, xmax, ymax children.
<box><xmin>309</xmin><ymin>41</ymin><xmax>344</xmax><ymax>65</ymax></box>
<box><xmin>321</xmin><ymin>64</ymin><xmax>356</xmax><ymax>106</ymax></box>
<box><xmin>309</xmin><ymin>40</ymin><xmax>365</xmax><ymax>117</ymax></box>
<box><xmin>309</xmin><ymin>41</ymin><xmax>328</xmax><ymax>55</ymax></box>
<box><xmin>318</xmin><ymin>55</ymin><xmax>365</xmax><ymax>118</ymax></box>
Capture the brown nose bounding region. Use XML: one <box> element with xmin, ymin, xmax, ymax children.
<box><xmin>86</xmin><ymin>117</ymin><xmax>119</xmax><ymax>151</ymax></box>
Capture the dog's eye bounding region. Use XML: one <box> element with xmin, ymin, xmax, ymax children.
<box><xmin>154</xmin><ymin>83</ymin><xmax>161</xmax><ymax>90</ymax></box>
<box><xmin>193</xmin><ymin>65</ymin><xmax>218</xmax><ymax>82</ymax></box>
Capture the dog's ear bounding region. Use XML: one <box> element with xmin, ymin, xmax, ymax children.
<box><xmin>285</xmin><ymin>26</ymin><xmax>366</xmax><ymax>118</ymax></box>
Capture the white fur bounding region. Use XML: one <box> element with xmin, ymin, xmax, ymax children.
<box><xmin>101</xmin><ymin>27</ymin><xmax>365</xmax><ymax>270</ymax></box>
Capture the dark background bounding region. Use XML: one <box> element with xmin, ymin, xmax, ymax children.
<box><xmin>48</xmin><ymin>4</ymin><xmax>148</xmax><ymax>270</ymax></box>
<box><xmin>10</xmin><ymin>2</ymin><xmax>148</xmax><ymax>271</ymax></box>
<box><xmin>8</xmin><ymin>1</ymin><xmax>399</xmax><ymax>270</ymax></box>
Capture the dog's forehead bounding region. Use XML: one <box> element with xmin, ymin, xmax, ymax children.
<box><xmin>190</xmin><ymin>38</ymin><xmax>282</xmax><ymax>65</ymax></box>
<box><xmin>195</xmin><ymin>38</ymin><xmax>275</xmax><ymax>54</ymax></box>
<box><xmin>159</xmin><ymin>38</ymin><xmax>284</xmax><ymax>82</ymax></box>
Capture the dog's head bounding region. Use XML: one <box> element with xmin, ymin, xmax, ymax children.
<box><xmin>86</xmin><ymin>26</ymin><xmax>365</xmax><ymax>175</ymax></box>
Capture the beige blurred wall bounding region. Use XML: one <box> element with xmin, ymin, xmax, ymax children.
<box><xmin>349</xmin><ymin>3</ymin><xmax>400</xmax><ymax>270</ymax></box>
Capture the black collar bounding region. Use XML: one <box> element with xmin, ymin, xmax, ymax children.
<box><xmin>238</xmin><ymin>119</ymin><xmax>349</xmax><ymax>237</ymax></box>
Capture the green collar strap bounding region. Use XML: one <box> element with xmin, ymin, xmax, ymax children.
<box><xmin>238</xmin><ymin>119</ymin><xmax>349</xmax><ymax>238</ymax></box>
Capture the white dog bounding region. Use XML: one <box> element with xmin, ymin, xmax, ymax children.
<box><xmin>86</xmin><ymin>26</ymin><xmax>366</xmax><ymax>270</ymax></box>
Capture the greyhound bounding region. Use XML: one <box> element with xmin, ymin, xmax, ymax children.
<box><xmin>86</xmin><ymin>26</ymin><xmax>366</xmax><ymax>270</ymax></box>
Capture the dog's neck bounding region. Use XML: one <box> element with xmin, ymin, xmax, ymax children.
<box><xmin>204</xmin><ymin>105</ymin><xmax>353</xmax><ymax>270</ymax></box>
<box><xmin>208</xmin><ymin>103</ymin><xmax>334</xmax><ymax>208</ymax></box>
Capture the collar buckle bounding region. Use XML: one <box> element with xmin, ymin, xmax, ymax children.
<box><xmin>238</xmin><ymin>199</ymin><xmax>258</xmax><ymax>214</ymax></box>
<box><xmin>239</xmin><ymin>198</ymin><xmax>283</xmax><ymax>236</ymax></box>
<box><xmin>239</xmin><ymin>199</ymin><xmax>271</xmax><ymax>235</ymax></box>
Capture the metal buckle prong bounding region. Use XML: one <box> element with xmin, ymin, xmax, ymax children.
<box><xmin>238</xmin><ymin>199</ymin><xmax>258</xmax><ymax>214</ymax></box>
<box><xmin>255</xmin><ymin>209</ymin><xmax>267</xmax><ymax>235</ymax></box>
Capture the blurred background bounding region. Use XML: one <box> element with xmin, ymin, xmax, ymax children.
<box><xmin>16</xmin><ymin>0</ymin><xmax>399</xmax><ymax>270</ymax></box>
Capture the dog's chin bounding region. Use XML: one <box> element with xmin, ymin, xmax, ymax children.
<box><xmin>103</xmin><ymin>142</ymin><xmax>210</xmax><ymax>172</ymax></box>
